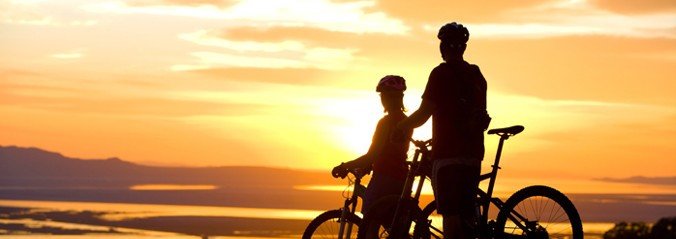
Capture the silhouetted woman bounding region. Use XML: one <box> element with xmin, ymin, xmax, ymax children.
<box><xmin>331</xmin><ymin>75</ymin><xmax>413</xmax><ymax>238</ymax></box>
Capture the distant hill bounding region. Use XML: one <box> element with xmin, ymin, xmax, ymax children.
<box><xmin>0</xmin><ymin>145</ymin><xmax>335</xmax><ymax>189</ymax></box>
<box><xmin>595</xmin><ymin>176</ymin><xmax>676</xmax><ymax>186</ymax></box>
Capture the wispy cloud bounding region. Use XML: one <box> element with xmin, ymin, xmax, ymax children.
<box><xmin>50</xmin><ymin>49</ymin><xmax>86</xmax><ymax>59</ymax></box>
<box><xmin>424</xmin><ymin>0</ymin><xmax>676</xmax><ymax>39</ymax></box>
<box><xmin>0</xmin><ymin>0</ymin><xmax>97</xmax><ymax>26</ymax></box>
<box><xmin>83</xmin><ymin>0</ymin><xmax>409</xmax><ymax>35</ymax></box>
<box><xmin>173</xmin><ymin>30</ymin><xmax>356</xmax><ymax>70</ymax></box>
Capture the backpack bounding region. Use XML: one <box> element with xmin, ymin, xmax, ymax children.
<box><xmin>457</xmin><ymin>62</ymin><xmax>491</xmax><ymax>132</ymax></box>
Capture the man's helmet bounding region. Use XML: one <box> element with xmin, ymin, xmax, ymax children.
<box><xmin>376</xmin><ymin>75</ymin><xmax>406</xmax><ymax>92</ymax></box>
<box><xmin>437</xmin><ymin>22</ymin><xmax>469</xmax><ymax>45</ymax></box>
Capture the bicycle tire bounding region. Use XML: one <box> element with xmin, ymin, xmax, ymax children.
<box><xmin>359</xmin><ymin>195</ymin><xmax>431</xmax><ymax>239</ymax></box>
<box><xmin>495</xmin><ymin>185</ymin><xmax>583</xmax><ymax>239</ymax></box>
<box><xmin>412</xmin><ymin>201</ymin><xmax>442</xmax><ymax>239</ymax></box>
<box><xmin>303</xmin><ymin>209</ymin><xmax>362</xmax><ymax>239</ymax></box>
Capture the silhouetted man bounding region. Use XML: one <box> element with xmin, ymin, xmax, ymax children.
<box><xmin>397</xmin><ymin>22</ymin><xmax>490</xmax><ymax>239</ymax></box>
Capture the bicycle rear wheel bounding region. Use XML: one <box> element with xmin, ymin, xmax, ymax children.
<box><xmin>303</xmin><ymin>209</ymin><xmax>361</xmax><ymax>239</ymax></box>
<box><xmin>359</xmin><ymin>195</ymin><xmax>432</xmax><ymax>239</ymax></box>
<box><xmin>495</xmin><ymin>185</ymin><xmax>583</xmax><ymax>239</ymax></box>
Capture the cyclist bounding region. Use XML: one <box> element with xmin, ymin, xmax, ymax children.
<box><xmin>332</xmin><ymin>75</ymin><xmax>413</xmax><ymax>238</ymax></box>
<box><xmin>397</xmin><ymin>22</ymin><xmax>490</xmax><ymax>239</ymax></box>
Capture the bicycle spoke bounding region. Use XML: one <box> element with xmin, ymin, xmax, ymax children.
<box><xmin>500</xmin><ymin>192</ymin><xmax>579</xmax><ymax>239</ymax></box>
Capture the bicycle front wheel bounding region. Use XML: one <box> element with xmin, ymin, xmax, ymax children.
<box><xmin>495</xmin><ymin>185</ymin><xmax>583</xmax><ymax>239</ymax></box>
<box><xmin>303</xmin><ymin>209</ymin><xmax>362</xmax><ymax>239</ymax></box>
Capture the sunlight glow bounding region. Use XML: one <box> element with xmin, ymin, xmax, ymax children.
<box><xmin>314</xmin><ymin>92</ymin><xmax>382</xmax><ymax>155</ymax></box>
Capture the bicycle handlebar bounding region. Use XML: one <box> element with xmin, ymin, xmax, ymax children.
<box><xmin>349</xmin><ymin>167</ymin><xmax>370</xmax><ymax>179</ymax></box>
<box><xmin>410</xmin><ymin>139</ymin><xmax>432</xmax><ymax>148</ymax></box>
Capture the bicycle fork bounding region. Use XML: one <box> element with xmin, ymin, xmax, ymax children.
<box><xmin>338</xmin><ymin>177</ymin><xmax>362</xmax><ymax>239</ymax></box>
<box><xmin>338</xmin><ymin>202</ymin><xmax>356</xmax><ymax>239</ymax></box>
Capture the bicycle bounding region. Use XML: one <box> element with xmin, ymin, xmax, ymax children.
<box><xmin>303</xmin><ymin>168</ymin><xmax>369</xmax><ymax>239</ymax></box>
<box><xmin>360</xmin><ymin>125</ymin><xmax>584</xmax><ymax>239</ymax></box>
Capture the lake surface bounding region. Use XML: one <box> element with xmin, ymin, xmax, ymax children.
<box><xmin>0</xmin><ymin>200</ymin><xmax>324</xmax><ymax>221</ymax></box>
<box><xmin>1</xmin><ymin>177</ymin><xmax>674</xmax><ymax>238</ymax></box>
<box><xmin>0</xmin><ymin>199</ymin><xmax>620</xmax><ymax>238</ymax></box>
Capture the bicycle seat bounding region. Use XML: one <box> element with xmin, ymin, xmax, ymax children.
<box><xmin>487</xmin><ymin>125</ymin><xmax>525</xmax><ymax>136</ymax></box>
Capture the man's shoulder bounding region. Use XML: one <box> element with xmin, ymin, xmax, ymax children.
<box><xmin>434</xmin><ymin>61</ymin><xmax>480</xmax><ymax>70</ymax></box>
<box><xmin>467</xmin><ymin>62</ymin><xmax>480</xmax><ymax>71</ymax></box>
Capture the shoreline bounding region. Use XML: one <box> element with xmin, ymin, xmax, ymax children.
<box><xmin>0</xmin><ymin>205</ymin><xmax>309</xmax><ymax>237</ymax></box>
<box><xmin>0</xmin><ymin>199</ymin><xmax>634</xmax><ymax>238</ymax></box>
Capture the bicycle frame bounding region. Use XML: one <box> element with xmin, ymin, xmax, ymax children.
<box><xmin>389</xmin><ymin>139</ymin><xmax>431</xmax><ymax>236</ymax></box>
<box><xmin>476</xmin><ymin>133</ymin><xmax>539</xmax><ymax>238</ymax></box>
<box><xmin>387</xmin><ymin>129</ymin><xmax>533</xmax><ymax>238</ymax></box>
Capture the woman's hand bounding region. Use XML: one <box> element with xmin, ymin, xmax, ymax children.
<box><xmin>331</xmin><ymin>163</ymin><xmax>348</xmax><ymax>178</ymax></box>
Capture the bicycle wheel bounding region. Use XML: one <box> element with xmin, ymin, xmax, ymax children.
<box><xmin>359</xmin><ymin>195</ymin><xmax>431</xmax><ymax>239</ymax></box>
<box><xmin>495</xmin><ymin>185</ymin><xmax>583</xmax><ymax>239</ymax></box>
<box><xmin>303</xmin><ymin>209</ymin><xmax>362</xmax><ymax>239</ymax></box>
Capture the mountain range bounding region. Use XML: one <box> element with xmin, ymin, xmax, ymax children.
<box><xmin>0</xmin><ymin>145</ymin><xmax>335</xmax><ymax>189</ymax></box>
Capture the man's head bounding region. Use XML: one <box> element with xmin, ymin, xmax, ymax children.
<box><xmin>437</xmin><ymin>22</ymin><xmax>469</xmax><ymax>61</ymax></box>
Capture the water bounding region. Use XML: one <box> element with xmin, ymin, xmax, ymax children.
<box><xmin>0</xmin><ymin>199</ymin><xmax>315</xmax><ymax>238</ymax></box>
<box><xmin>0</xmin><ymin>200</ymin><xmax>323</xmax><ymax>221</ymax></box>
<box><xmin>0</xmin><ymin>199</ymin><xmax>619</xmax><ymax>238</ymax></box>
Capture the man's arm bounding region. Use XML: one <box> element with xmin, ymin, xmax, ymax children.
<box><xmin>398</xmin><ymin>99</ymin><xmax>436</xmax><ymax>130</ymax></box>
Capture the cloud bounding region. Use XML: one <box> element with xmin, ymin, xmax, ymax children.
<box><xmin>588</xmin><ymin>0</ymin><xmax>676</xmax><ymax>15</ymax></box>
<box><xmin>484</xmin><ymin>90</ymin><xmax>676</xmax><ymax>178</ymax></box>
<box><xmin>83</xmin><ymin>0</ymin><xmax>409</xmax><ymax>35</ymax></box>
<box><xmin>0</xmin><ymin>80</ymin><xmax>273</xmax><ymax>118</ymax></box>
<box><xmin>50</xmin><ymin>49</ymin><xmax>86</xmax><ymax>59</ymax></box>
<box><xmin>466</xmin><ymin>36</ymin><xmax>676</xmax><ymax>106</ymax></box>
<box><xmin>0</xmin><ymin>0</ymin><xmax>97</xmax><ymax>26</ymax></box>
<box><xmin>374</xmin><ymin>0</ymin><xmax>546</xmax><ymax>23</ymax></box>
<box><xmin>183</xmin><ymin>67</ymin><xmax>333</xmax><ymax>85</ymax></box>
<box><xmin>422</xmin><ymin>0</ymin><xmax>676</xmax><ymax>39</ymax></box>
<box><xmin>174</xmin><ymin>30</ymin><xmax>357</xmax><ymax>70</ymax></box>
<box><xmin>132</xmin><ymin>0</ymin><xmax>236</xmax><ymax>7</ymax></box>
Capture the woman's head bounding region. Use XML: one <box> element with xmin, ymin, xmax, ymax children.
<box><xmin>376</xmin><ymin>75</ymin><xmax>406</xmax><ymax>113</ymax></box>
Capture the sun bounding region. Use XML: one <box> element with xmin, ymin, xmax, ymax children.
<box><xmin>317</xmin><ymin>90</ymin><xmax>432</xmax><ymax>157</ymax></box>
<box><xmin>327</xmin><ymin>94</ymin><xmax>384</xmax><ymax>155</ymax></box>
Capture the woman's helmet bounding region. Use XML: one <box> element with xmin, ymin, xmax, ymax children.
<box><xmin>437</xmin><ymin>22</ymin><xmax>469</xmax><ymax>45</ymax></box>
<box><xmin>376</xmin><ymin>75</ymin><xmax>406</xmax><ymax>92</ymax></box>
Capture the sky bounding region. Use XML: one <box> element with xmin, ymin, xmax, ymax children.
<box><xmin>1</xmin><ymin>0</ymin><xmax>675</xmax><ymax>188</ymax></box>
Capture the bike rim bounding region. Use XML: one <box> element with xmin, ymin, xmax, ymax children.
<box><xmin>503</xmin><ymin>195</ymin><xmax>575</xmax><ymax>239</ymax></box>
<box><xmin>312</xmin><ymin>218</ymin><xmax>359</xmax><ymax>239</ymax></box>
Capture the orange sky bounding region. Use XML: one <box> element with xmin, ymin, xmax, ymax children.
<box><xmin>1</xmin><ymin>0</ymin><xmax>675</xmax><ymax>186</ymax></box>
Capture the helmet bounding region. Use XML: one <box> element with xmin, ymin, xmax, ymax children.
<box><xmin>376</xmin><ymin>75</ymin><xmax>406</xmax><ymax>92</ymax></box>
<box><xmin>437</xmin><ymin>22</ymin><xmax>469</xmax><ymax>45</ymax></box>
